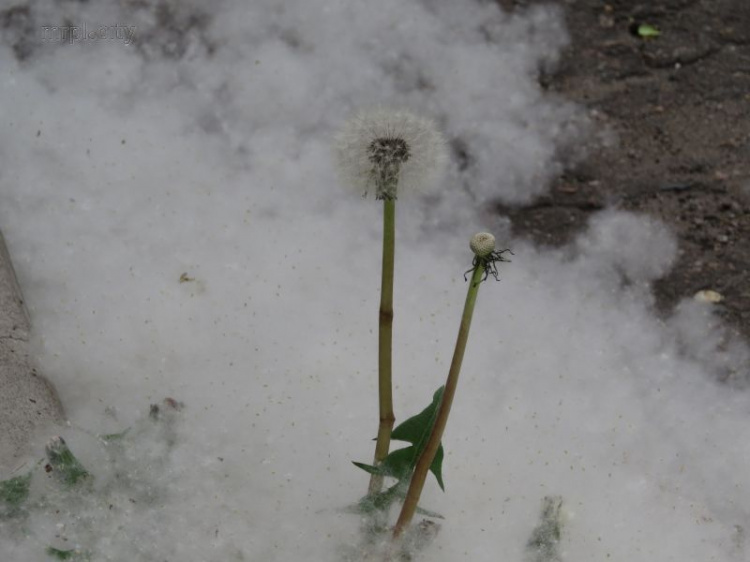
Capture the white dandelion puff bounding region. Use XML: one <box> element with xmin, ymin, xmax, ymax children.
<box><xmin>334</xmin><ymin>108</ymin><xmax>447</xmax><ymax>200</ymax></box>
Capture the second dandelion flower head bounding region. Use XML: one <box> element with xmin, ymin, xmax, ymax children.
<box><xmin>334</xmin><ymin>108</ymin><xmax>447</xmax><ymax>200</ymax></box>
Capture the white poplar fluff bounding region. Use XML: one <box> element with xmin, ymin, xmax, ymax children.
<box><xmin>334</xmin><ymin>108</ymin><xmax>447</xmax><ymax>200</ymax></box>
<box><xmin>470</xmin><ymin>232</ymin><xmax>496</xmax><ymax>257</ymax></box>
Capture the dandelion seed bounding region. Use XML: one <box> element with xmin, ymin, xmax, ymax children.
<box><xmin>334</xmin><ymin>108</ymin><xmax>447</xmax><ymax>200</ymax></box>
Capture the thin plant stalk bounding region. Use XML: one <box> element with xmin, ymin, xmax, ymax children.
<box><xmin>368</xmin><ymin>199</ymin><xmax>396</xmax><ymax>496</ymax></box>
<box><xmin>392</xmin><ymin>261</ymin><xmax>485</xmax><ymax>539</ymax></box>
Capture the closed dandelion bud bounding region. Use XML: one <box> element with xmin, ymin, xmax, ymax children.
<box><xmin>470</xmin><ymin>232</ymin><xmax>495</xmax><ymax>257</ymax></box>
<box><xmin>334</xmin><ymin>108</ymin><xmax>447</xmax><ymax>200</ymax></box>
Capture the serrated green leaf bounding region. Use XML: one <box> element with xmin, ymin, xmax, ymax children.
<box><xmin>46</xmin><ymin>547</ymin><xmax>90</xmax><ymax>561</ymax></box>
<box><xmin>431</xmin><ymin>444</ymin><xmax>445</xmax><ymax>491</ymax></box>
<box><xmin>391</xmin><ymin>387</ymin><xmax>444</xmax><ymax>446</ymax></box>
<box><xmin>379</xmin><ymin>446</ymin><xmax>418</xmax><ymax>481</ymax></box>
<box><xmin>0</xmin><ymin>471</ymin><xmax>32</xmax><ymax>515</ymax></box>
<box><xmin>352</xmin><ymin>461</ymin><xmax>381</xmax><ymax>476</ymax></box>
<box><xmin>389</xmin><ymin>386</ymin><xmax>446</xmax><ymax>490</ymax></box>
<box><xmin>46</xmin><ymin>548</ymin><xmax>75</xmax><ymax>560</ymax></box>
<box><xmin>353</xmin><ymin>445</ymin><xmax>428</xmax><ymax>484</ymax></box>
<box><xmin>526</xmin><ymin>496</ymin><xmax>565</xmax><ymax>562</ymax></box>
<box><xmin>99</xmin><ymin>428</ymin><xmax>130</xmax><ymax>442</ymax></box>
<box><xmin>45</xmin><ymin>437</ymin><xmax>91</xmax><ymax>488</ymax></box>
<box><xmin>379</xmin><ymin>444</ymin><xmax>444</xmax><ymax>490</ymax></box>
<box><xmin>372</xmin><ymin>483</ymin><xmax>404</xmax><ymax>511</ymax></box>
<box><xmin>354</xmin><ymin>387</ymin><xmax>447</xmax><ymax>492</ymax></box>
<box><xmin>349</xmin><ymin>482</ymin><xmax>445</xmax><ymax>521</ymax></box>
<box><xmin>355</xmin><ymin>482</ymin><xmax>405</xmax><ymax>514</ymax></box>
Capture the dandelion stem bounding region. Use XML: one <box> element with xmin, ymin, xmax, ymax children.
<box><xmin>392</xmin><ymin>261</ymin><xmax>485</xmax><ymax>539</ymax></box>
<box><xmin>368</xmin><ymin>199</ymin><xmax>396</xmax><ymax>496</ymax></box>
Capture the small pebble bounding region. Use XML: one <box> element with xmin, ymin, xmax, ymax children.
<box><xmin>694</xmin><ymin>290</ymin><xmax>724</xmax><ymax>304</ymax></box>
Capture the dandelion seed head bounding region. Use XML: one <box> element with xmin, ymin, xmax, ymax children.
<box><xmin>470</xmin><ymin>232</ymin><xmax>495</xmax><ymax>257</ymax></box>
<box><xmin>368</xmin><ymin>137</ymin><xmax>410</xmax><ymax>167</ymax></box>
<box><xmin>334</xmin><ymin>108</ymin><xmax>447</xmax><ymax>200</ymax></box>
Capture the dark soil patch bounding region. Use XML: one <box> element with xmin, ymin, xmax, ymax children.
<box><xmin>498</xmin><ymin>0</ymin><xmax>750</xmax><ymax>341</ymax></box>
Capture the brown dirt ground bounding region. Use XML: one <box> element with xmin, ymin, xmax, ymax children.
<box><xmin>497</xmin><ymin>0</ymin><xmax>750</xmax><ymax>341</ymax></box>
<box><xmin>1</xmin><ymin>1</ymin><xmax>747</xmax><ymax>340</ymax></box>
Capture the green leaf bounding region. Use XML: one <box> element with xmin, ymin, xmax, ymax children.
<box><xmin>45</xmin><ymin>437</ymin><xmax>91</xmax><ymax>488</ymax></box>
<box><xmin>0</xmin><ymin>471</ymin><xmax>32</xmax><ymax>515</ymax></box>
<box><xmin>354</xmin><ymin>448</ymin><xmax>421</xmax><ymax>482</ymax></box>
<box><xmin>352</xmin><ymin>387</ymin><xmax>447</xmax><ymax>491</ymax></box>
<box><xmin>391</xmin><ymin>387</ymin><xmax>444</xmax><ymax>447</ymax></box>
<box><xmin>430</xmin><ymin>444</ymin><xmax>445</xmax><ymax>491</ymax></box>
<box><xmin>352</xmin><ymin>461</ymin><xmax>380</xmax><ymax>476</ymax></box>
<box><xmin>525</xmin><ymin>496</ymin><xmax>565</xmax><ymax>562</ymax></box>
<box><xmin>637</xmin><ymin>24</ymin><xmax>660</xmax><ymax>38</ymax></box>
<box><xmin>379</xmin><ymin>444</ymin><xmax>444</xmax><ymax>490</ymax></box>
<box><xmin>99</xmin><ymin>428</ymin><xmax>130</xmax><ymax>442</ymax></box>
<box><xmin>46</xmin><ymin>548</ymin><xmax>75</xmax><ymax>560</ymax></box>
<box><xmin>346</xmin><ymin>482</ymin><xmax>443</xmax><ymax>521</ymax></box>
<box><xmin>379</xmin><ymin>446</ymin><xmax>418</xmax><ymax>481</ymax></box>
<box><xmin>45</xmin><ymin>547</ymin><xmax>90</xmax><ymax>561</ymax></box>
<box><xmin>355</xmin><ymin>482</ymin><xmax>405</xmax><ymax>514</ymax></box>
<box><xmin>390</xmin><ymin>386</ymin><xmax>446</xmax><ymax>490</ymax></box>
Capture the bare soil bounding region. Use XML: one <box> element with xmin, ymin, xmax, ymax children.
<box><xmin>497</xmin><ymin>0</ymin><xmax>750</xmax><ymax>341</ymax></box>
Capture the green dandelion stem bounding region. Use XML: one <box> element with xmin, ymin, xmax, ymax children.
<box><xmin>368</xmin><ymin>199</ymin><xmax>396</xmax><ymax>496</ymax></box>
<box><xmin>393</xmin><ymin>260</ymin><xmax>485</xmax><ymax>539</ymax></box>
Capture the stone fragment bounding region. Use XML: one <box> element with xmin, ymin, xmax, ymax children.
<box><xmin>0</xmin><ymin>229</ymin><xmax>63</xmax><ymax>477</ymax></box>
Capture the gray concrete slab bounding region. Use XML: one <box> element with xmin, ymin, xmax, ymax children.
<box><xmin>0</xmin><ymin>229</ymin><xmax>63</xmax><ymax>477</ymax></box>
